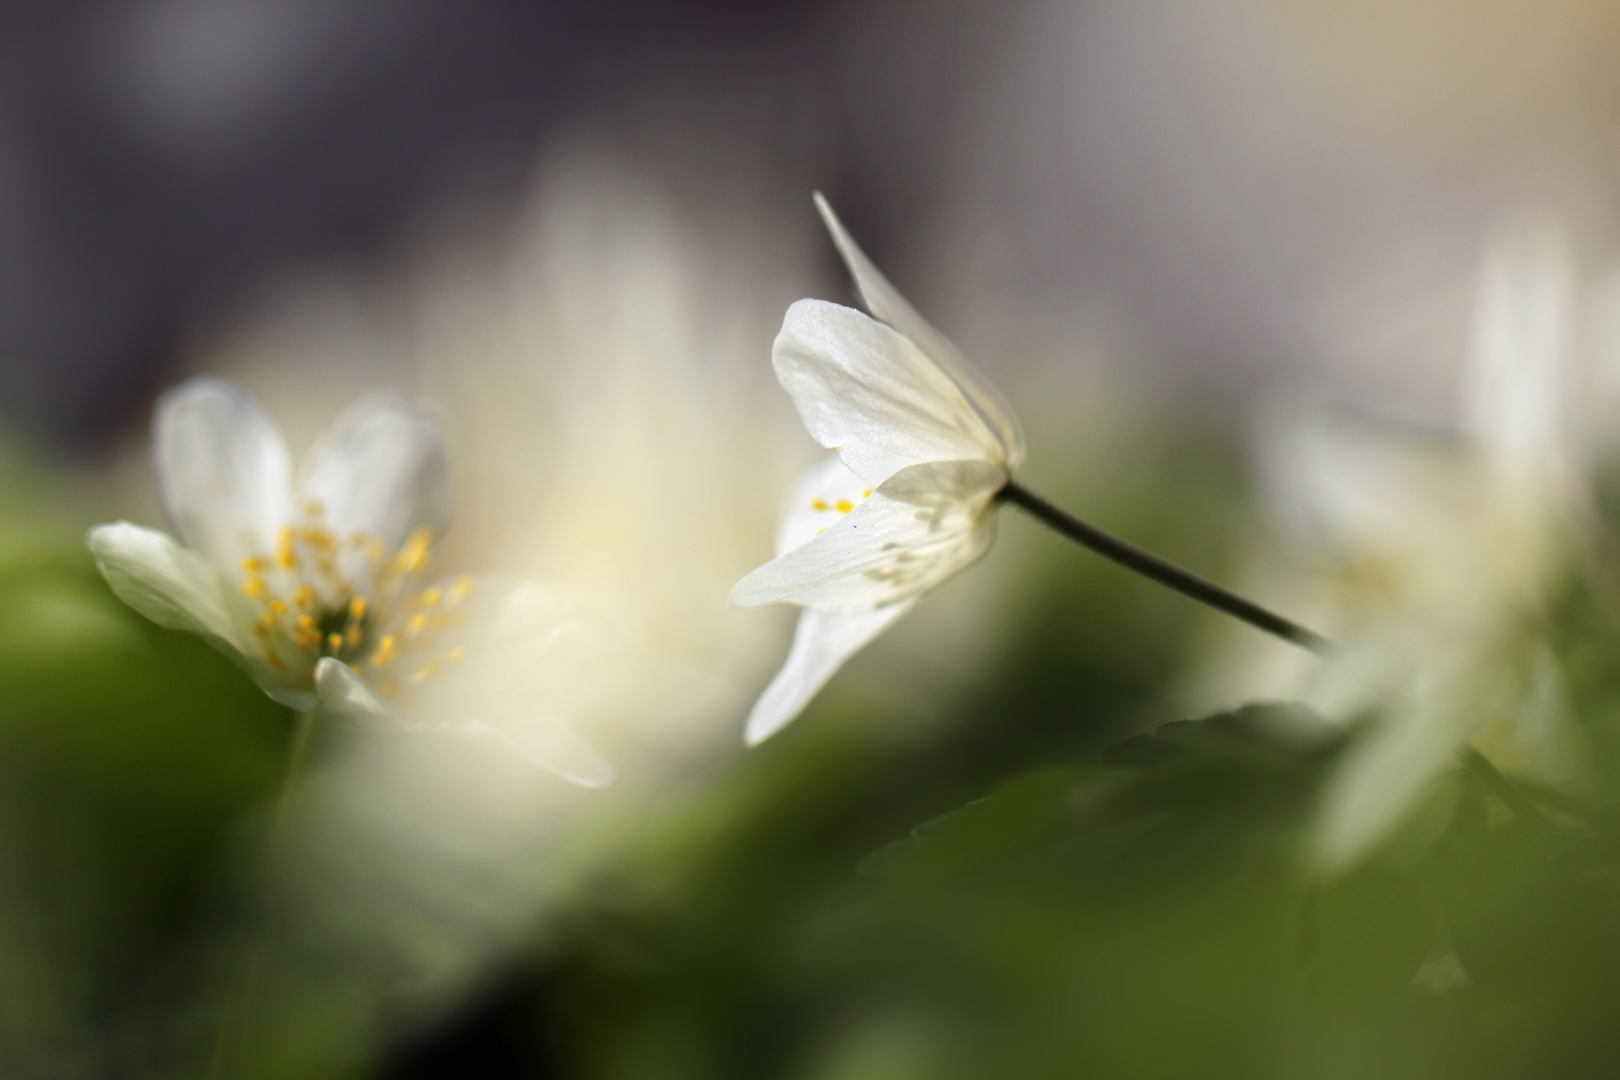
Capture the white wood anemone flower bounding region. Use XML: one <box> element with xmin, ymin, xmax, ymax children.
<box><xmin>87</xmin><ymin>376</ymin><xmax>613</xmax><ymax>787</ymax></box>
<box><xmin>728</xmin><ymin>194</ymin><xmax>1025</xmax><ymax>745</ymax></box>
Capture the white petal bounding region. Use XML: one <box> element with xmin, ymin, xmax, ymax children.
<box><xmin>314</xmin><ymin>657</ymin><xmax>392</xmax><ymax>730</ymax></box>
<box><xmin>745</xmin><ymin>601</ymin><xmax>914</xmax><ymax>746</ymax></box>
<box><xmin>298</xmin><ymin>395</ymin><xmax>450</xmax><ymax>552</ymax></box>
<box><xmin>88</xmin><ymin>521</ymin><xmax>242</xmax><ymax>647</ymax></box>
<box><xmin>775</xmin><ymin>300</ymin><xmax>1005</xmax><ymax>485</ymax></box>
<box><xmin>1464</xmin><ymin>221</ymin><xmax>1570</xmax><ymax>491</ymax></box>
<box><xmin>452</xmin><ymin>709</ymin><xmax>616</xmax><ymax>788</ymax></box>
<box><xmin>814</xmin><ymin>192</ymin><xmax>1023</xmax><ymax>466</ymax></box>
<box><xmin>729</xmin><ymin>459</ymin><xmax>1005</xmax><ymax>612</ymax></box>
<box><xmin>89</xmin><ymin>522</ymin><xmax>315</xmax><ymax>709</ymax></box>
<box><xmin>153</xmin><ymin>376</ymin><xmax>292</xmax><ymax>566</ymax></box>
<box><xmin>774</xmin><ymin>454</ymin><xmax>876</xmax><ymax>557</ymax></box>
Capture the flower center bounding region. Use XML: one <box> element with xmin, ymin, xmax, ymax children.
<box><xmin>236</xmin><ymin>499</ymin><xmax>471</xmax><ymax>696</ymax></box>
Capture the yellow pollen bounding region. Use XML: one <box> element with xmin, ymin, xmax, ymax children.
<box><xmin>348</xmin><ymin>595</ymin><xmax>368</xmax><ymax>620</ymax></box>
<box><xmin>421</xmin><ymin>586</ymin><xmax>442</xmax><ymax>608</ymax></box>
<box><xmin>240</xmin><ymin>556</ymin><xmax>265</xmax><ymax>573</ymax></box>
<box><xmin>863</xmin><ymin>489</ymin><xmax>873</xmax><ymax>498</ymax></box>
<box><xmin>811</xmin><ymin>499</ymin><xmax>829</xmax><ymax>511</ymax></box>
<box><xmin>276</xmin><ymin>526</ymin><xmax>296</xmax><ymax>568</ymax></box>
<box><xmin>295</xmin><ymin>614</ymin><xmax>316</xmax><ymax>632</ymax></box>
<box><xmin>267</xmin><ymin>599</ymin><xmax>288</xmax><ymax>617</ymax></box>
<box><xmin>407</xmin><ymin>613</ymin><xmax>428</xmax><ymax>637</ymax></box>
<box><xmin>293</xmin><ymin>586</ymin><xmax>317</xmax><ymax>610</ymax></box>
<box><xmin>326</xmin><ymin>632</ymin><xmax>343</xmax><ymax>653</ymax></box>
<box><xmin>372</xmin><ymin>636</ymin><xmax>398</xmax><ymax>667</ymax></box>
<box><xmin>446</xmin><ymin>647</ymin><xmax>465</xmax><ymax>663</ymax></box>
<box><xmin>835</xmin><ymin>500</ymin><xmax>854</xmax><ymax>514</ymax></box>
<box><xmin>258</xmin><ymin>610</ymin><xmax>278</xmax><ymax>627</ymax></box>
<box><xmin>240</xmin><ymin>576</ymin><xmax>267</xmax><ymax>599</ymax></box>
<box><xmin>448</xmin><ymin>577</ymin><xmax>473</xmax><ymax>605</ymax></box>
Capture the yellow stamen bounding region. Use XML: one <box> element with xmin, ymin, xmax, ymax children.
<box><xmin>326</xmin><ymin>632</ymin><xmax>343</xmax><ymax>653</ymax></box>
<box><xmin>348</xmin><ymin>595</ymin><xmax>368</xmax><ymax>620</ymax></box>
<box><xmin>811</xmin><ymin>499</ymin><xmax>829</xmax><ymax>511</ymax></box>
<box><xmin>276</xmin><ymin>526</ymin><xmax>296</xmax><ymax>568</ymax></box>
<box><xmin>345</xmin><ymin>625</ymin><xmax>362</xmax><ymax>648</ymax></box>
<box><xmin>421</xmin><ymin>586</ymin><xmax>442</xmax><ymax>608</ymax></box>
<box><xmin>446</xmin><ymin>647</ymin><xmax>465</xmax><ymax>663</ymax></box>
<box><xmin>448</xmin><ymin>577</ymin><xmax>473</xmax><ymax>605</ymax></box>
<box><xmin>407</xmin><ymin>613</ymin><xmax>429</xmax><ymax>637</ymax></box>
<box><xmin>293</xmin><ymin>585</ymin><xmax>317</xmax><ymax>610</ymax></box>
<box><xmin>267</xmin><ymin>599</ymin><xmax>288</xmax><ymax>617</ymax></box>
<box><xmin>863</xmin><ymin>489</ymin><xmax>873</xmax><ymax>499</ymax></box>
<box><xmin>371</xmin><ymin>636</ymin><xmax>398</xmax><ymax>667</ymax></box>
<box><xmin>835</xmin><ymin>500</ymin><xmax>854</xmax><ymax>514</ymax></box>
<box><xmin>240</xmin><ymin>556</ymin><xmax>265</xmax><ymax>573</ymax></box>
<box><xmin>240</xmin><ymin>576</ymin><xmax>267</xmax><ymax>599</ymax></box>
<box><xmin>391</xmin><ymin>528</ymin><xmax>433</xmax><ymax>576</ymax></box>
<box><xmin>266</xmin><ymin>653</ymin><xmax>287</xmax><ymax>673</ymax></box>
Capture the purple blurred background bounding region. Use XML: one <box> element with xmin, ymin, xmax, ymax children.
<box><xmin>4</xmin><ymin>0</ymin><xmax>1620</xmax><ymax>447</ymax></box>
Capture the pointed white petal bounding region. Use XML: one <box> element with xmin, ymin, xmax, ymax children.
<box><xmin>1315</xmin><ymin>665</ymin><xmax>1479</xmax><ymax>873</ymax></box>
<box><xmin>774</xmin><ymin>454</ymin><xmax>876</xmax><ymax>557</ymax></box>
<box><xmin>89</xmin><ymin>522</ymin><xmax>315</xmax><ymax>708</ymax></box>
<box><xmin>299</xmin><ymin>395</ymin><xmax>450</xmax><ymax>552</ymax></box>
<box><xmin>745</xmin><ymin>602</ymin><xmax>914</xmax><ymax>746</ymax></box>
<box><xmin>729</xmin><ymin>459</ymin><xmax>1005</xmax><ymax>612</ymax></box>
<box><xmin>314</xmin><ymin>657</ymin><xmax>393</xmax><ymax>730</ymax></box>
<box><xmin>452</xmin><ymin>709</ymin><xmax>616</xmax><ymax>788</ymax></box>
<box><xmin>814</xmin><ymin>192</ymin><xmax>1023</xmax><ymax>466</ymax></box>
<box><xmin>153</xmin><ymin>376</ymin><xmax>292</xmax><ymax>566</ymax></box>
<box><xmin>775</xmin><ymin>300</ymin><xmax>1004</xmax><ymax>484</ymax></box>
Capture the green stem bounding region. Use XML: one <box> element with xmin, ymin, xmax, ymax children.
<box><xmin>209</xmin><ymin>707</ymin><xmax>318</xmax><ymax>1079</ymax></box>
<box><xmin>998</xmin><ymin>480</ymin><xmax>1332</xmax><ymax>655</ymax></box>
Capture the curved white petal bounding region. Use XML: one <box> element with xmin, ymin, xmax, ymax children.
<box><xmin>775</xmin><ymin>453</ymin><xmax>876</xmax><ymax>557</ymax></box>
<box><xmin>451</xmin><ymin>709</ymin><xmax>616</xmax><ymax>788</ymax></box>
<box><xmin>314</xmin><ymin>657</ymin><xmax>392</xmax><ymax>730</ymax></box>
<box><xmin>88</xmin><ymin>521</ymin><xmax>242</xmax><ymax>647</ymax></box>
<box><xmin>775</xmin><ymin>300</ymin><xmax>1005</xmax><ymax>486</ymax></box>
<box><xmin>153</xmin><ymin>376</ymin><xmax>292</xmax><ymax>566</ymax></box>
<box><xmin>814</xmin><ymin>192</ymin><xmax>1023</xmax><ymax>466</ymax></box>
<box><xmin>745</xmin><ymin>601</ymin><xmax>914</xmax><ymax>746</ymax></box>
<box><xmin>298</xmin><ymin>395</ymin><xmax>450</xmax><ymax>552</ymax></box>
<box><xmin>729</xmin><ymin>459</ymin><xmax>1005</xmax><ymax>612</ymax></box>
<box><xmin>89</xmin><ymin>521</ymin><xmax>314</xmax><ymax>709</ymax></box>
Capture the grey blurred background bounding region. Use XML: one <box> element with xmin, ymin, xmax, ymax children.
<box><xmin>6</xmin><ymin>0</ymin><xmax>1620</xmax><ymax>450</ymax></box>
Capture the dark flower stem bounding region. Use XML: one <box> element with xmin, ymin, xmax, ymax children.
<box><xmin>998</xmin><ymin>480</ymin><xmax>1332</xmax><ymax>655</ymax></box>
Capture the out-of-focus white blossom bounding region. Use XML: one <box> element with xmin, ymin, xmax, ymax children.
<box><xmin>89</xmin><ymin>375</ymin><xmax>611</xmax><ymax>786</ymax></box>
<box><xmin>1255</xmin><ymin>224</ymin><xmax>1583</xmax><ymax>869</ymax></box>
<box><xmin>729</xmin><ymin>194</ymin><xmax>1024</xmax><ymax>745</ymax></box>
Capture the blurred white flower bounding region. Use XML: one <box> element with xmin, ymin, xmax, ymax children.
<box><xmin>729</xmin><ymin>193</ymin><xmax>1024</xmax><ymax>744</ymax></box>
<box><xmin>1255</xmin><ymin>223</ymin><xmax>1581</xmax><ymax>868</ymax></box>
<box><xmin>88</xmin><ymin>375</ymin><xmax>611</xmax><ymax>786</ymax></box>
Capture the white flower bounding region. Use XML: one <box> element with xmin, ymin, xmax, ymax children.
<box><xmin>87</xmin><ymin>375</ymin><xmax>613</xmax><ymax>786</ymax></box>
<box><xmin>729</xmin><ymin>194</ymin><xmax>1024</xmax><ymax>744</ymax></box>
<box><xmin>1255</xmin><ymin>224</ymin><xmax>1581</xmax><ymax>867</ymax></box>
